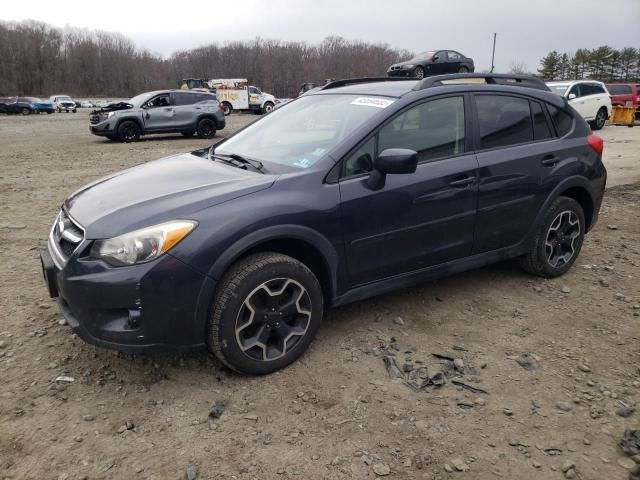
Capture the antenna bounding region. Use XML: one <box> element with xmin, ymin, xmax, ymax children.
<box><xmin>490</xmin><ymin>33</ymin><xmax>497</xmax><ymax>73</ymax></box>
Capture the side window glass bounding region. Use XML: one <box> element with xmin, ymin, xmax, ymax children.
<box><xmin>343</xmin><ymin>137</ymin><xmax>375</xmax><ymax>177</ymax></box>
<box><xmin>531</xmin><ymin>101</ymin><xmax>552</xmax><ymax>141</ymax></box>
<box><xmin>568</xmin><ymin>85</ymin><xmax>581</xmax><ymax>98</ymax></box>
<box><xmin>547</xmin><ymin>104</ymin><xmax>573</xmax><ymax>137</ymax></box>
<box><xmin>146</xmin><ymin>95</ymin><xmax>170</xmax><ymax>108</ymax></box>
<box><xmin>449</xmin><ymin>51</ymin><xmax>461</xmax><ymax>60</ymax></box>
<box><xmin>378</xmin><ymin>96</ymin><xmax>465</xmax><ymax>163</ymax></box>
<box><xmin>475</xmin><ymin>95</ymin><xmax>532</xmax><ymax>149</ymax></box>
<box><xmin>592</xmin><ymin>84</ymin><xmax>605</xmax><ymax>94</ymax></box>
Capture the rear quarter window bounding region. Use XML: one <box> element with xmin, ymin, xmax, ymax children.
<box><xmin>547</xmin><ymin>104</ymin><xmax>573</xmax><ymax>137</ymax></box>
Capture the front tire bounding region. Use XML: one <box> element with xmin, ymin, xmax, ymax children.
<box><xmin>591</xmin><ymin>107</ymin><xmax>607</xmax><ymax>130</ymax></box>
<box><xmin>413</xmin><ymin>66</ymin><xmax>425</xmax><ymax>79</ymax></box>
<box><xmin>117</xmin><ymin>121</ymin><xmax>141</xmax><ymax>142</ymax></box>
<box><xmin>21</xmin><ymin>108</ymin><xmax>30</xmax><ymax>115</ymax></box>
<box><xmin>262</xmin><ymin>102</ymin><xmax>274</xmax><ymax>114</ymax></box>
<box><xmin>520</xmin><ymin>196</ymin><xmax>585</xmax><ymax>278</ymax></box>
<box><xmin>196</xmin><ymin>118</ymin><xmax>216</xmax><ymax>139</ymax></box>
<box><xmin>209</xmin><ymin>253</ymin><xmax>324</xmax><ymax>375</ymax></box>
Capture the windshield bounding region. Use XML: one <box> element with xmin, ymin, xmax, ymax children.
<box><xmin>411</xmin><ymin>51</ymin><xmax>435</xmax><ymax>61</ymax></box>
<box><xmin>58</xmin><ymin>96</ymin><xmax>72</xmax><ymax>101</ymax></box>
<box><xmin>216</xmin><ymin>94</ymin><xmax>395</xmax><ymax>169</ymax></box>
<box><xmin>547</xmin><ymin>84</ymin><xmax>569</xmax><ymax>96</ymax></box>
<box><xmin>128</xmin><ymin>92</ymin><xmax>155</xmax><ymax>107</ymax></box>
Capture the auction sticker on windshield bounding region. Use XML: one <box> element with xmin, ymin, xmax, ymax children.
<box><xmin>350</xmin><ymin>97</ymin><xmax>395</xmax><ymax>108</ymax></box>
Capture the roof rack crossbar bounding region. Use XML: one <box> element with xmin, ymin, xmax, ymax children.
<box><xmin>413</xmin><ymin>73</ymin><xmax>550</xmax><ymax>91</ymax></box>
<box><xmin>320</xmin><ymin>76</ymin><xmax>418</xmax><ymax>91</ymax></box>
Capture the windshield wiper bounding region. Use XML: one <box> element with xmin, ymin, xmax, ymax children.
<box><xmin>210</xmin><ymin>150</ymin><xmax>264</xmax><ymax>173</ymax></box>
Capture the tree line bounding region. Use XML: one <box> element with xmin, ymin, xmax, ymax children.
<box><xmin>0</xmin><ymin>20</ymin><xmax>410</xmax><ymax>98</ymax></box>
<box><xmin>537</xmin><ymin>46</ymin><xmax>640</xmax><ymax>82</ymax></box>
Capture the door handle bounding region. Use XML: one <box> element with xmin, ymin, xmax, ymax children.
<box><xmin>541</xmin><ymin>155</ymin><xmax>560</xmax><ymax>166</ymax></box>
<box><xmin>449</xmin><ymin>176</ymin><xmax>476</xmax><ymax>188</ymax></box>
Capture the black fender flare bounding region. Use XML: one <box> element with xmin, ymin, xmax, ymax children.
<box><xmin>208</xmin><ymin>224</ymin><xmax>339</xmax><ymax>296</ymax></box>
<box><xmin>529</xmin><ymin>175</ymin><xmax>596</xmax><ymax>238</ymax></box>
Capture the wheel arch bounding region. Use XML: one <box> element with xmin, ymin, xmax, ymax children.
<box><xmin>207</xmin><ymin>225</ymin><xmax>339</xmax><ymax>306</ymax></box>
<box><xmin>533</xmin><ymin>177</ymin><xmax>596</xmax><ymax>234</ymax></box>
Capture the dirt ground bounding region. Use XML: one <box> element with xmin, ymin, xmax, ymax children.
<box><xmin>1</xmin><ymin>111</ymin><xmax>639</xmax><ymax>480</ymax></box>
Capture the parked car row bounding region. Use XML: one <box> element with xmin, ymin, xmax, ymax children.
<box><xmin>0</xmin><ymin>97</ymin><xmax>55</xmax><ymax>115</ymax></box>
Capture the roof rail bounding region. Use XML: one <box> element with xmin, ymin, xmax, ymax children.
<box><xmin>320</xmin><ymin>76</ymin><xmax>417</xmax><ymax>91</ymax></box>
<box><xmin>413</xmin><ymin>73</ymin><xmax>550</xmax><ymax>91</ymax></box>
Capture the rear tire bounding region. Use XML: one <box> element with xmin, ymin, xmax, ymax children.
<box><xmin>590</xmin><ymin>107</ymin><xmax>607</xmax><ymax>130</ymax></box>
<box><xmin>196</xmin><ymin>118</ymin><xmax>216</xmax><ymax>139</ymax></box>
<box><xmin>117</xmin><ymin>121</ymin><xmax>141</xmax><ymax>142</ymax></box>
<box><xmin>519</xmin><ymin>196</ymin><xmax>585</xmax><ymax>278</ymax></box>
<box><xmin>458</xmin><ymin>66</ymin><xmax>469</xmax><ymax>73</ymax></box>
<box><xmin>208</xmin><ymin>253</ymin><xmax>324</xmax><ymax>375</ymax></box>
<box><xmin>222</xmin><ymin>102</ymin><xmax>232</xmax><ymax>116</ymax></box>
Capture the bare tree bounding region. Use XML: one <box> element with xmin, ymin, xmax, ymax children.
<box><xmin>508</xmin><ymin>60</ymin><xmax>528</xmax><ymax>75</ymax></box>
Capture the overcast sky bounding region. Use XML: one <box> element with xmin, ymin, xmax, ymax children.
<box><xmin>3</xmin><ymin>0</ymin><xmax>639</xmax><ymax>72</ymax></box>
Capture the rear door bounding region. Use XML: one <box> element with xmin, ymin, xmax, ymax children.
<box><xmin>339</xmin><ymin>95</ymin><xmax>478</xmax><ymax>285</ymax></box>
<box><xmin>170</xmin><ymin>92</ymin><xmax>199</xmax><ymax>129</ymax></box>
<box><xmin>472</xmin><ymin>93</ymin><xmax>561</xmax><ymax>252</ymax></box>
<box><xmin>446</xmin><ymin>51</ymin><xmax>463</xmax><ymax>73</ymax></box>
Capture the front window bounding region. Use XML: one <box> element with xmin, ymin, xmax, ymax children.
<box><xmin>411</xmin><ymin>51</ymin><xmax>435</xmax><ymax>61</ymax></box>
<box><xmin>128</xmin><ymin>92</ymin><xmax>155</xmax><ymax>107</ymax></box>
<box><xmin>216</xmin><ymin>94</ymin><xmax>395</xmax><ymax>169</ymax></box>
<box><xmin>57</xmin><ymin>96</ymin><xmax>72</xmax><ymax>101</ymax></box>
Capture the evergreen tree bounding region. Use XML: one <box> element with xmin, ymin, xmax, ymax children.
<box><xmin>538</xmin><ymin>51</ymin><xmax>562</xmax><ymax>80</ymax></box>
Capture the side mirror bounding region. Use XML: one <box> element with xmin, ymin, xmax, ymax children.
<box><xmin>367</xmin><ymin>148</ymin><xmax>418</xmax><ymax>190</ymax></box>
<box><xmin>432</xmin><ymin>55</ymin><xmax>439</xmax><ymax>62</ymax></box>
<box><xmin>568</xmin><ymin>93</ymin><xmax>576</xmax><ymax>100</ymax></box>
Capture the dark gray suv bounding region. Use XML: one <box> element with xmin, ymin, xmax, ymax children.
<box><xmin>89</xmin><ymin>90</ymin><xmax>226</xmax><ymax>142</ymax></box>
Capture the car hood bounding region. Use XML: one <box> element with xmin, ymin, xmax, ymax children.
<box><xmin>91</xmin><ymin>102</ymin><xmax>133</xmax><ymax>114</ymax></box>
<box><xmin>65</xmin><ymin>152</ymin><xmax>277</xmax><ymax>239</ymax></box>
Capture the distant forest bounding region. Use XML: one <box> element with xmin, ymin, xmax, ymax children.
<box><xmin>1</xmin><ymin>20</ymin><xmax>638</xmax><ymax>99</ymax></box>
<box><xmin>0</xmin><ymin>20</ymin><xmax>410</xmax><ymax>98</ymax></box>
<box><xmin>537</xmin><ymin>47</ymin><xmax>640</xmax><ymax>82</ymax></box>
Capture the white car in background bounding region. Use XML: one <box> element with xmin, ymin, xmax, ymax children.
<box><xmin>546</xmin><ymin>80</ymin><xmax>611</xmax><ymax>130</ymax></box>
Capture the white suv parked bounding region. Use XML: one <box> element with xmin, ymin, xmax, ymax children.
<box><xmin>546</xmin><ymin>80</ymin><xmax>611</xmax><ymax>130</ymax></box>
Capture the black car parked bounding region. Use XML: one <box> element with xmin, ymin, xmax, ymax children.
<box><xmin>388</xmin><ymin>50</ymin><xmax>475</xmax><ymax>79</ymax></box>
<box><xmin>41</xmin><ymin>74</ymin><xmax>606</xmax><ymax>375</ymax></box>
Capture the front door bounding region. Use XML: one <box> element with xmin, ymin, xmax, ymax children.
<box><xmin>142</xmin><ymin>93</ymin><xmax>174</xmax><ymax>131</ymax></box>
<box><xmin>339</xmin><ymin>95</ymin><xmax>478</xmax><ymax>286</ymax></box>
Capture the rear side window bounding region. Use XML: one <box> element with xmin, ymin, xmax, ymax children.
<box><xmin>547</xmin><ymin>105</ymin><xmax>573</xmax><ymax>137</ymax></box>
<box><xmin>590</xmin><ymin>84</ymin><xmax>606</xmax><ymax>94</ymax></box>
<box><xmin>378</xmin><ymin>96</ymin><xmax>465</xmax><ymax>162</ymax></box>
<box><xmin>608</xmin><ymin>85</ymin><xmax>632</xmax><ymax>95</ymax></box>
<box><xmin>531</xmin><ymin>101</ymin><xmax>552</xmax><ymax>140</ymax></box>
<box><xmin>197</xmin><ymin>93</ymin><xmax>217</xmax><ymax>103</ymax></box>
<box><xmin>173</xmin><ymin>92</ymin><xmax>197</xmax><ymax>106</ymax></box>
<box><xmin>475</xmin><ymin>95</ymin><xmax>532</xmax><ymax>149</ymax></box>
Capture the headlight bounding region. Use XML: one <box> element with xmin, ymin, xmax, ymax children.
<box><xmin>107</xmin><ymin>111</ymin><xmax>115</xmax><ymax>118</ymax></box>
<box><xmin>91</xmin><ymin>220</ymin><xmax>197</xmax><ymax>266</ymax></box>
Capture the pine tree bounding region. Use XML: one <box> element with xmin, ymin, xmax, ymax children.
<box><xmin>538</xmin><ymin>51</ymin><xmax>562</xmax><ymax>80</ymax></box>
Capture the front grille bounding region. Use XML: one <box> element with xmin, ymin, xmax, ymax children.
<box><xmin>50</xmin><ymin>209</ymin><xmax>85</xmax><ymax>267</ymax></box>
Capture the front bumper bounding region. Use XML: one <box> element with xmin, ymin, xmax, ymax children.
<box><xmin>40</xmin><ymin>246</ymin><xmax>214</xmax><ymax>353</ymax></box>
<box><xmin>387</xmin><ymin>68</ymin><xmax>415</xmax><ymax>77</ymax></box>
<box><xmin>89</xmin><ymin>117</ymin><xmax>114</xmax><ymax>136</ymax></box>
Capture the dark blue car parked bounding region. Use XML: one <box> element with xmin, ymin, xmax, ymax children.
<box><xmin>41</xmin><ymin>74</ymin><xmax>606</xmax><ymax>375</ymax></box>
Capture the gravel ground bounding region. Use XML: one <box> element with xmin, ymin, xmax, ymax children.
<box><xmin>1</xmin><ymin>111</ymin><xmax>639</xmax><ymax>480</ymax></box>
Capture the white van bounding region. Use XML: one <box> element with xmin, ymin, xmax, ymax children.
<box><xmin>209</xmin><ymin>79</ymin><xmax>277</xmax><ymax>116</ymax></box>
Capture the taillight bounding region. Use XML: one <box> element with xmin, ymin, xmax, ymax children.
<box><xmin>587</xmin><ymin>134</ymin><xmax>604</xmax><ymax>156</ymax></box>
<box><xmin>218</xmin><ymin>103</ymin><xmax>224</xmax><ymax>111</ymax></box>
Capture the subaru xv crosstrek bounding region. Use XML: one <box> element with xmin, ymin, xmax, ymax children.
<box><xmin>89</xmin><ymin>90</ymin><xmax>225</xmax><ymax>142</ymax></box>
<box><xmin>41</xmin><ymin>74</ymin><xmax>606</xmax><ymax>375</ymax></box>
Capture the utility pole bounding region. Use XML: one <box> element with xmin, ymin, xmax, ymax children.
<box><xmin>490</xmin><ymin>33</ymin><xmax>497</xmax><ymax>73</ymax></box>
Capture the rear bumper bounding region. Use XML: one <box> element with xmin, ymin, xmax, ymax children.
<box><xmin>40</xmin><ymin>247</ymin><xmax>213</xmax><ymax>353</ymax></box>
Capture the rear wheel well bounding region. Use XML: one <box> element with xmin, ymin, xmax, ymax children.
<box><xmin>237</xmin><ymin>239</ymin><xmax>332</xmax><ymax>305</ymax></box>
<box><xmin>560</xmin><ymin>187</ymin><xmax>594</xmax><ymax>229</ymax></box>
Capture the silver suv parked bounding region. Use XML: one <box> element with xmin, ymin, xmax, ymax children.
<box><xmin>89</xmin><ymin>90</ymin><xmax>226</xmax><ymax>142</ymax></box>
